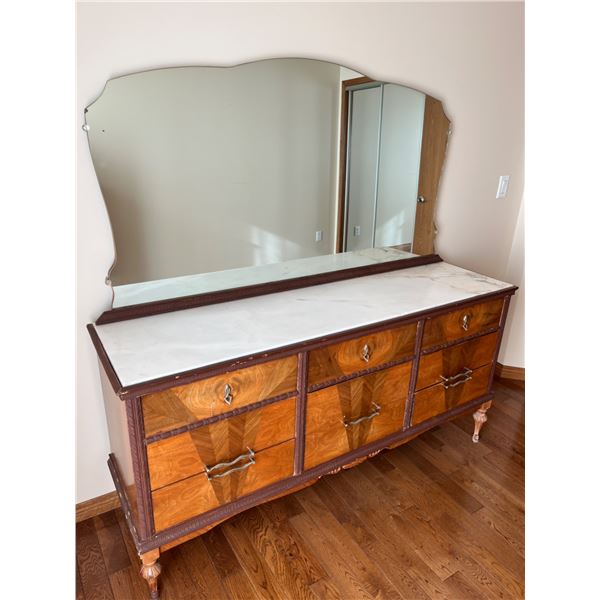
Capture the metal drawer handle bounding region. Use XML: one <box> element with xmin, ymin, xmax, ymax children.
<box><xmin>343</xmin><ymin>403</ymin><xmax>381</xmax><ymax>428</ymax></box>
<box><xmin>206</xmin><ymin>448</ymin><xmax>255</xmax><ymax>480</ymax></box>
<box><xmin>224</xmin><ymin>383</ymin><xmax>233</xmax><ymax>405</ymax></box>
<box><xmin>360</xmin><ymin>344</ymin><xmax>372</xmax><ymax>362</ymax></box>
<box><xmin>461</xmin><ymin>314</ymin><xmax>471</xmax><ymax>331</ymax></box>
<box><xmin>443</xmin><ymin>375</ymin><xmax>472</xmax><ymax>389</ymax></box>
<box><xmin>439</xmin><ymin>367</ymin><xmax>473</xmax><ymax>384</ymax></box>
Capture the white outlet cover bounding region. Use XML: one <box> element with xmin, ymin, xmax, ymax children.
<box><xmin>496</xmin><ymin>175</ymin><xmax>510</xmax><ymax>199</ymax></box>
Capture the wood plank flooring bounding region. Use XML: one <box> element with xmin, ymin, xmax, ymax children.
<box><xmin>76</xmin><ymin>379</ymin><xmax>524</xmax><ymax>600</ymax></box>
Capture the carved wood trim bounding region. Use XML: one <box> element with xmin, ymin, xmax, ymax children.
<box><xmin>487</xmin><ymin>295</ymin><xmax>513</xmax><ymax>392</ymax></box>
<box><xmin>107</xmin><ymin>453</ymin><xmax>142</xmax><ymax>552</ymax></box>
<box><xmin>126</xmin><ymin>397</ymin><xmax>155</xmax><ymax>539</ymax></box>
<box><xmin>294</xmin><ymin>352</ymin><xmax>308</xmax><ymax>475</ymax></box>
<box><xmin>404</xmin><ymin>319</ymin><xmax>425</xmax><ymax>429</ymax></box>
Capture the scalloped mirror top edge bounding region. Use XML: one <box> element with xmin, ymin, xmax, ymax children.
<box><xmin>83</xmin><ymin>58</ymin><xmax>451</xmax><ymax>317</ymax></box>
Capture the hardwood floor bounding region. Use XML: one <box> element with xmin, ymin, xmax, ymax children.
<box><xmin>76</xmin><ymin>379</ymin><xmax>524</xmax><ymax>600</ymax></box>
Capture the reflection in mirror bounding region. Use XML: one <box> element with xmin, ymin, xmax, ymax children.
<box><xmin>113</xmin><ymin>247</ymin><xmax>415</xmax><ymax>308</ymax></box>
<box><xmin>342</xmin><ymin>80</ymin><xmax>424</xmax><ymax>253</ymax></box>
<box><xmin>84</xmin><ymin>59</ymin><xmax>450</xmax><ymax>308</ymax></box>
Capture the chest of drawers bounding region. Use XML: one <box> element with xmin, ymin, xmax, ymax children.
<box><xmin>89</xmin><ymin>261</ymin><xmax>516</xmax><ymax>599</ymax></box>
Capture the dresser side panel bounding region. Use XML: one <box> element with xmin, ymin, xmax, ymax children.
<box><xmin>98</xmin><ymin>362</ymin><xmax>141</xmax><ymax>532</ymax></box>
<box><xmin>487</xmin><ymin>294</ymin><xmax>513</xmax><ymax>392</ymax></box>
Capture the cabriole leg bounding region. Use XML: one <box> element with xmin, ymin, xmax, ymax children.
<box><xmin>140</xmin><ymin>549</ymin><xmax>161</xmax><ymax>600</ymax></box>
<box><xmin>472</xmin><ymin>400</ymin><xmax>492</xmax><ymax>443</ymax></box>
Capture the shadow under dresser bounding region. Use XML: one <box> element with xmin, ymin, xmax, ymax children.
<box><xmin>88</xmin><ymin>260</ymin><xmax>516</xmax><ymax>599</ymax></box>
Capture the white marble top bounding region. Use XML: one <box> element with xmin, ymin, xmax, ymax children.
<box><xmin>112</xmin><ymin>247</ymin><xmax>416</xmax><ymax>308</ymax></box>
<box><xmin>95</xmin><ymin>261</ymin><xmax>513</xmax><ymax>387</ymax></box>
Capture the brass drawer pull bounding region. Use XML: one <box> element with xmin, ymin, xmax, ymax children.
<box><xmin>461</xmin><ymin>314</ymin><xmax>471</xmax><ymax>331</ymax></box>
<box><xmin>439</xmin><ymin>367</ymin><xmax>473</xmax><ymax>384</ymax></box>
<box><xmin>343</xmin><ymin>402</ymin><xmax>381</xmax><ymax>428</ymax></box>
<box><xmin>206</xmin><ymin>448</ymin><xmax>255</xmax><ymax>480</ymax></box>
<box><xmin>360</xmin><ymin>344</ymin><xmax>372</xmax><ymax>362</ymax></box>
<box><xmin>443</xmin><ymin>376</ymin><xmax>472</xmax><ymax>389</ymax></box>
<box><xmin>440</xmin><ymin>368</ymin><xmax>473</xmax><ymax>389</ymax></box>
<box><xmin>224</xmin><ymin>383</ymin><xmax>233</xmax><ymax>405</ymax></box>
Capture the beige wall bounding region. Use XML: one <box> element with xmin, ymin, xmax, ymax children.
<box><xmin>77</xmin><ymin>1</ymin><xmax>524</xmax><ymax>502</ymax></box>
<box><xmin>498</xmin><ymin>197</ymin><xmax>524</xmax><ymax>367</ymax></box>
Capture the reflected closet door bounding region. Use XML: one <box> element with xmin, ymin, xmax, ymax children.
<box><xmin>374</xmin><ymin>85</ymin><xmax>425</xmax><ymax>249</ymax></box>
<box><xmin>343</xmin><ymin>83</ymin><xmax>425</xmax><ymax>253</ymax></box>
<box><xmin>344</xmin><ymin>85</ymin><xmax>381</xmax><ymax>252</ymax></box>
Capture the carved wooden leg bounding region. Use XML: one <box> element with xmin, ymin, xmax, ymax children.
<box><xmin>472</xmin><ymin>400</ymin><xmax>492</xmax><ymax>443</ymax></box>
<box><xmin>140</xmin><ymin>549</ymin><xmax>161</xmax><ymax>600</ymax></box>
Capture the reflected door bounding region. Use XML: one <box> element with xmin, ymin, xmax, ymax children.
<box><xmin>344</xmin><ymin>86</ymin><xmax>382</xmax><ymax>252</ymax></box>
<box><xmin>343</xmin><ymin>82</ymin><xmax>425</xmax><ymax>252</ymax></box>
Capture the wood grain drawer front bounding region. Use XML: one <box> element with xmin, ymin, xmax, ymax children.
<box><xmin>147</xmin><ymin>397</ymin><xmax>296</xmax><ymax>490</ymax></box>
<box><xmin>411</xmin><ymin>364</ymin><xmax>492</xmax><ymax>426</ymax></box>
<box><xmin>308</xmin><ymin>323</ymin><xmax>416</xmax><ymax>388</ymax></box>
<box><xmin>422</xmin><ymin>299</ymin><xmax>504</xmax><ymax>350</ymax></box>
<box><xmin>416</xmin><ymin>332</ymin><xmax>498</xmax><ymax>391</ymax></box>
<box><xmin>142</xmin><ymin>356</ymin><xmax>298</xmax><ymax>437</ymax></box>
<box><xmin>304</xmin><ymin>362</ymin><xmax>412</xmax><ymax>470</ymax></box>
<box><xmin>152</xmin><ymin>438</ymin><xmax>295</xmax><ymax>532</ymax></box>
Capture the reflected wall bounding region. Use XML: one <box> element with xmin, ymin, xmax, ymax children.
<box><xmin>84</xmin><ymin>58</ymin><xmax>449</xmax><ymax>307</ymax></box>
<box><xmin>87</xmin><ymin>60</ymin><xmax>344</xmax><ymax>285</ymax></box>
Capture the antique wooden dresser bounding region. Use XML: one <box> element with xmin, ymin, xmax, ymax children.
<box><xmin>88</xmin><ymin>258</ymin><xmax>516</xmax><ymax>599</ymax></box>
<box><xmin>83</xmin><ymin>58</ymin><xmax>519</xmax><ymax>599</ymax></box>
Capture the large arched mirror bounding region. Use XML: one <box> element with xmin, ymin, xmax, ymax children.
<box><xmin>84</xmin><ymin>59</ymin><xmax>450</xmax><ymax>315</ymax></box>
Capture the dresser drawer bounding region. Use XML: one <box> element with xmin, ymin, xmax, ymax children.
<box><xmin>422</xmin><ymin>299</ymin><xmax>503</xmax><ymax>350</ymax></box>
<box><xmin>304</xmin><ymin>362</ymin><xmax>411</xmax><ymax>470</ymax></box>
<box><xmin>308</xmin><ymin>323</ymin><xmax>416</xmax><ymax>388</ymax></box>
<box><xmin>416</xmin><ymin>332</ymin><xmax>498</xmax><ymax>391</ymax></box>
<box><xmin>411</xmin><ymin>363</ymin><xmax>492</xmax><ymax>426</ymax></box>
<box><xmin>142</xmin><ymin>356</ymin><xmax>298</xmax><ymax>437</ymax></box>
<box><xmin>152</xmin><ymin>438</ymin><xmax>295</xmax><ymax>532</ymax></box>
<box><xmin>147</xmin><ymin>397</ymin><xmax>296</xmax><ymax>490</ymax></box>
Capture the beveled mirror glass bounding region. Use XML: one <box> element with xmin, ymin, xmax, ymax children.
<box><xmin>84</xmin><ymin>59</ymin><xmax>450</xmax><ymax>309</ymax></box>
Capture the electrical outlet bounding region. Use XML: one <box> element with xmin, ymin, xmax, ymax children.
<box><xmin>315</xmin><ymin>230</ymin><xmax>323</xmax><ymax>242</ymax></box>
<box><xmin>354</xmin><ymin>225</ymin><xmax>361</xmax><ymax>237</ymax></box>
<box><xmin>496</xmin><ymin>176</ymin><xmax>510</xmax><ymax>199</ymax></box>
